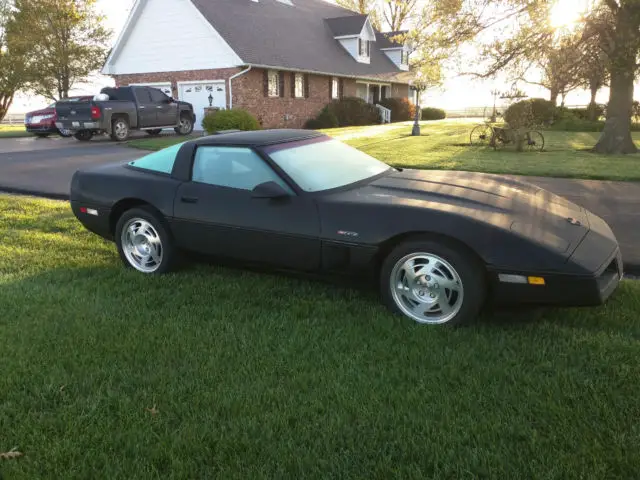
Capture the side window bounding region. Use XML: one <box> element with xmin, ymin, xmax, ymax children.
<box><xmin>133</xmin><ymin>87</ymin><xmax>152</xmax><ymax>104</ymax></box>
<box><xmin>192</xmin><ymin>146</ymin><xmax>293</xmax><ymax>193</ymax></box>
<box><xmin>149</xmin><ymin>88</ymin><xmax>169</xmax><ymax>103</ymax></box>
<box><xmin>128</xmin><ymin>142</ymin><xmax>185</xmax><ymax>174</ymax></box>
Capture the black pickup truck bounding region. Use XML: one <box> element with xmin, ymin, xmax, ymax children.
<box><xmin>55</xmin><ymin>86</ymin><xmax>196</xmax><ymax>142</ymax></box>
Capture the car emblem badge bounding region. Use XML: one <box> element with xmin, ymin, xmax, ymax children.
<box><xmin>337</xmin><ymin>230</ymin><xmax>359</xmax><ymax>237</ymax></box>
<box><xmin>71</xmin><ymin>110</ymin><xmax>76</xmax><ymax>115</ymax></box>
<box><xmin>567</xmin><ymin>217</ymin><xmax>581</xmax><ymax>226</ymax></box>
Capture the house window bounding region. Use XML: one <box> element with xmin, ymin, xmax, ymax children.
<box><xmin>331</xmin><ymin>77</ymin><xmax>340</xmax><ymax>99</ymax></box>
<box><xmin>401</xmin><ymin>50</ymin><xmax>408</xmax><ymax>65</ymax></box>
<box><xmin>294</xmin><ymin>73</ymin><xmax>305</xmax><ymax>98</ymax></box>
<box><xmin>358</xmin><ymin>38</ymin><xmax>370</xmax><ymax>58</ymax></box>
<box><xmin>267</xmin><ymin>70</ymin><xmax>280</xmax><ymax>97</ymax></box>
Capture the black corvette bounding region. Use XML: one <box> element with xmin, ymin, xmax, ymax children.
<box><xmin>70</xmin><ymin>129</ymin><xmax>623</xmax><ymax>325</ymax></box>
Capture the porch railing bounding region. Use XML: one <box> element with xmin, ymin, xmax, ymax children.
<box><xmin>375</xmin><ymin>104</ymin><xmax>391</xmax><ymax>124</ymax></box>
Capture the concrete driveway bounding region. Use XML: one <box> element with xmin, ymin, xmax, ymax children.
<box><xmin>0</xmin><ymin>134</ymin><xmax>147</xmax><ymax>198</ymax></box>
<box><xmin>0</xmin><ymin>135</ymin><xmax>639</xmax><ymax>271</ymax></box>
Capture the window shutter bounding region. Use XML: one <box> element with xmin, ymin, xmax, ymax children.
<box><xmin>329</xmin><ymin>77</ymin><xmax>333</xmax><ymax>99</ymax></box>
<box><xmin>291</xmin><ymin>72</ymin><xmax>296</xmax><ymax>97</ymax></box>
<box><xmin>339</xmin><ymin>79</ymin><xmax>344</xmax><ymax>99</ymax></box>
<box><xmin>279</xmin><ymin>71</ymin><xmax>285</xmax><ymax>97</ymax></box>
<box><xmin>304</xmin><ymin>74</ymin><xmax>310</xmax><ymax>98</ymax></box>
<box><xmin>263</xmin><ymin>70</ymin><xmax>269</xmax><ymax>97</ymax></box>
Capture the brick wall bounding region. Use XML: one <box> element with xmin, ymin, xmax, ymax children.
<box><xmin>113</xmin><ymin>67</ymin><xmax>408</xmax><ymax>129</ymax></box>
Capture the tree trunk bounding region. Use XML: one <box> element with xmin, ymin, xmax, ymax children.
<box><xmin>594</xmin><ymin>6</ymin><xmax>639</xmax><ymax>154</ymax></box>
<box><xmin>594</xmin><ymin>69</ymin><xmax>637</xmax><ymax>153</ymax></box>
<box><xmin>549</xmin><ymin>87</ymin><xmax>559</xmax><ymax>106</ymax></box>
<box><xmin>0</xmin><ymin>92</ymin><xmax>15</xmax><ymax>123</ymax></box>
<box><xmin>588</xmin><ymin>86</ymin><xmax>599</xmax><ymax>121</ymax></box>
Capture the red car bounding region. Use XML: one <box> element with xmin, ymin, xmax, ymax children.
<box><xmin>25</xmin><ymin>96</ymin><xmax>92</xmax><ymax>138</ymax></box>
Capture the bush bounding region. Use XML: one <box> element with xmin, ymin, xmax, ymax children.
<box><xmin>201</xmin><ymin>109</ymin><xmax>260</xmax><ymax>134</ymax></box>
<box><xmin>570</xmin><ymin>104</ymin><xmax>605</xmax><ymax>121</ymax></box>
<box><xmin>378</xmin><ymin>98</ymin><xmax>416</xmax><ymax>122</ymax></box>
<box><xmin>304</xmin><ymin>107</ymin><xmax>339</xmax><ymax>129</ymax></box>
<box><xmin>421</xmin><ymin>107</ymin><xmax>447</xmax><ymax>121</ymax></box>
<box><xmin>504</xmin><ymin>98</ymin><xmax>555</xmax><ymax>128</ymax></box>
<box><xmin>325</xmin><ymin>97</ymin><xmax>380</xmax><ymax>127</ymax></box>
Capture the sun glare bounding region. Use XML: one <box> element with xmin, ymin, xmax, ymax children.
<box><xmin>550</xmin><ymin>0</ymin><xmax>585</xmax><ymax>29</ymax></box>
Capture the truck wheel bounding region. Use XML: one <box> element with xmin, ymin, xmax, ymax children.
<box><xmin>74</xmin><ymin>131</ymin><xmax>93</xmax><ymax>142</ymax></box>
<box><xmin>146</xmin><ymin>129</ymin><xmax>163</xmax><ymax>136</ymax></box>
<box><xmin>111</xmin><ymin>117</ymin><xmax>130</xmax><ymax>142</ymax></box>
<box><xmin>175</xmin><ymin>115</ymin><xmax>194</xmax><ymax>136</ymax></box>
<box><xmin>57</xmin><ymin>128</ymin><xmax>73</xmax><ymax>138</ymax></box>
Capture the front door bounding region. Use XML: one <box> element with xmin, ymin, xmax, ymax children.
<box><xmin>149</xmin><ymin>87</ymin><xmax>178</xmax><ymax>127</ymax></box>
<box><xmin>172</xmin><ymin>145</ymin><xmax>321</xmax><ymax>271</ymax></box>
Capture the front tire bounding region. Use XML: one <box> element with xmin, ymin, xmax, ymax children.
<box><xmin>111</xmin><ymin>117</ymin><xmax>130</xmax><ymax>141</ymax></box>
<box><xmin>175</xmin><ymin>114</ymin><xmax>194</xmax><ymax>136</ymax></box>
<box><xmin>115</xmin><ymin>207</ymin><xmax>176</xmax><ymax>274</ymax></box>
<box><xmin>57</xmin><ymin>128</ymin><xmax>73</xmax><ymax>137</ymax></box>
<box><xmin>380</xmin><ymin>239</ymin><xmax>486</xmax><ymax>326</ymax></box>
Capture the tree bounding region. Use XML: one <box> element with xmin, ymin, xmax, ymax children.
<box><xmin>336</xmin><ymin>0</ymin><xmax>381</xmax><ymax>29</ymax></box>
<box><xmin>519</xmin><ymin>36</ymin><xmax>584</xmax><ymax>106</ymax></box>
<box><xmin>382</xmin><ymin>0</ymin><xmax>418</xmax><ymax>31</ymax></box>
<box><xmin>410</xmin><ymin>0</ymin><xmax>640</xmax><ymax>154</ymax></box>
<box><xmin>10</xmin><ymin>0</ymin><xmax>110</xmax><ymax>101</ymax></box>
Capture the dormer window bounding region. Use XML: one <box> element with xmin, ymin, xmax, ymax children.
<box><xmin>401</xmin><ymin>50</ymin><xmax>408</xmax><ymax>65</ymax></box>
<box><xmin>358</xmin><ymin>38</ymin><xmax>370</xmax><ymax>58</ymax></box>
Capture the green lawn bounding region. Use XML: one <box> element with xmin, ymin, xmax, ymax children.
<box><xmin>127</xmin><ymin>120</ymin><xmax>640</xmax><ymax>181</ymax></box>
<box><xmin>1</xmin><ymin>194</ymin><xmax>639</xmax><ymax>479</ymax></box>
<box><xmin>0</xmin><ymin>124</ymin><xmax>31</xmax><ymax>138</ymax></box>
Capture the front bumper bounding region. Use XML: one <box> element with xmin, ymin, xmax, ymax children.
<box><xmin>26</xmin><ymin>123</ymin><xmax>57</xmax><ymax>134</ymax></box>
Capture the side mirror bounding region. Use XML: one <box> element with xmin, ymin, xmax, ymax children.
<box><xmin>252</xmin><ymin>181</ymin><xmax>290</xmax><ymax>199</ymax></box>
<box><xmin>165</xmin><ymin>97</ymin><xmax>174</xmax><ymax>104</ymax></box>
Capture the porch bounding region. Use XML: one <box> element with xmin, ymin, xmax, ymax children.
<box><xmin>356</xmin><ymin>81</ymin><xmax>392</xmax><ymax>123</ymax></box>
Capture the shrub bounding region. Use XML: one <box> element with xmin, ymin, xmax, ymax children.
<box><xmin>201</xmin><ymin>109</ymin><xmax>260</xmax><ymax>134</ymax></box>
<box><xmin>421</xmin><ymin>107</ymin><xmax>447</xmax><ymax>121</ymax></box>
<box><xmin>504</xmin><ymin>98</ymin><xmax>555</xmax><ymax>128</ymax></box>
<box><xmin>568</xmin><ymin>105</ymin><xmax>605</xmax><ymax>121</ymax></box>
<box><xmin>304</xmin><ymin>107</ymin><xmax>339</xmax><ymax>130</ymax></box>
<box><xmin>378</xmin><ymin>98</ymin><xmax>416</xmax><ymax>122</ymax></box>
<box><xmin>325</xmin><ymin>97</ymin><xmax>380</xmax><ymax>127</ymax></box>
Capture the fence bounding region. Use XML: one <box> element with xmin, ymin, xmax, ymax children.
<box><xmin>444</xmin><ymin>104</ymin><xmax>592</xmax><ymax>120</ymax></box>
<box><xmin>1</xmin><ymin>113</ymin><xmax>26</xmax><ymax>125</ymax></box>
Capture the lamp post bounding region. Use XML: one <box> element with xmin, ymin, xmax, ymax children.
<box><xmin>410</xmin><ymin>71</ymin><xmax>426</xmax><ymax>136</ymax></box>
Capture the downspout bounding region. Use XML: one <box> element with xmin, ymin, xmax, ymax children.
<box><xmin>228</xmin><ymin>66</ymin><xmax>252</xmax><ymax>109</ymax></box>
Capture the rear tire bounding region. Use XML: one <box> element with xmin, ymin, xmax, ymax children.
<box><xmin>74</xmin><ymin>130</ymin><xmax>93</xmax><ymax>142</ymax></box>
<box><xmin>115</xmin><ymin>207</ymin><xmax>176</xmax><ymax>274</ymax></box>
<box><xmin>175</xmin><ymin>114</ymin><xmax>194</xmax><ymax>136</ymax></box>
<box><xmin>57</xmin><ymin>128</ymin><xmax>73</xmax><ymax>138</ymax></box>
<box><xmin>110</xmin><ymin>117</ymin><xmax>130</xmax><ymax>142</ymax></box>
<box><xmin>380</xmin><ymin>238</ymin><xmax>486</xmax><ymax>326</ymax></box>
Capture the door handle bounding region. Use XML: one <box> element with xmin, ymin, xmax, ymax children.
<box><xmin>181</xmin><ymin>196</ymin><xmax>199</xmax><ymax>204</ymax></box>
<box><xmin>139</xmin><ymin>106</ymin><xmax>146</xmax><ymax>109</ymax></box>
<box><xmin>156</xmin><ymin>106</ymin><xmax>162</xmax><ymax>109</ymax></box>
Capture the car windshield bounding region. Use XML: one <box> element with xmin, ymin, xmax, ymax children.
<box><xmin>265</xmin><ymin>137</ymin><xmax>391</xmax><ymax>192</ymax></box>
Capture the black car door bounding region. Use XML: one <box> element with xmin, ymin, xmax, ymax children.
<box><xmin>148</xmin><ymin>88</ymin><xmax>178</xmax><ymax>127</ymax></box>
<box><xmin>132</xmin><ymin>87</ymin><xmax>157</xmax><ymax>127</ymax></box>
<box><xmin>172</xmin><ymin>145</ymin><xmax>321</xmax><ymax>271</ymax></box>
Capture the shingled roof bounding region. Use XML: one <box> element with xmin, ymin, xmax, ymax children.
<box><xmin>189</xmin><ymin>0</ymin><xmax>405</xmax><ymax>80</ymax></box>
<box><xmin>325</xmin><ymin>14</ymin><xmax>369</xmax><ymax>37</ymax></box>
<box><xmin>376</xmin><ymin>31</ymin><xmax>408</xmax><ymax>49</ymax></box>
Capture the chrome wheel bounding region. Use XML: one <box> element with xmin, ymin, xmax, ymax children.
<box><xmin>120</xmin><ymin>218</ymin><xmax>163</xmax><ymax>273</ymax></box>
<box><xmin>390</xmin><ymin>253</ymin><xmax>464</xmax><ymax>324</ymax></box>
<box><xmin>179</xmin><ymin>117</ymin><xmax>192</xmax><ymax>134</ymax></box>
<box><xmin>114</xmin><ymin>120</ymin><xmax>129</xmax><ymax>140</ymax></box>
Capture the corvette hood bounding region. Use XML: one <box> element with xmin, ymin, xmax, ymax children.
<box><xmin>363</xmin><ymin>169</ymin><xmax>589</xmax><ymax>253</ymax></box>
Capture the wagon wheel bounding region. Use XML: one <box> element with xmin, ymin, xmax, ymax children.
<box><xmin>526</xmin><ymin>130</ymin><xmax>545</xmax><ymax>152</ymax></box>
<box><xmin>470</xmin><ymin>124</ymin><xmax>492</xmax><ymax>146</ymax></box>
<box><xmin>491</xmin><ymin>128</ymin><xmax>508</xmax><ymax>150</ymax></box>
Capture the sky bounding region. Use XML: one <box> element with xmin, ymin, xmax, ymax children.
<box><xmin>9</xmin><ymin>0</ymin><xmax>612</xmax><ymax>114</ymax></box>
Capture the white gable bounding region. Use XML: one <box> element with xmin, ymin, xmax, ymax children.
<box><xmin>103</xmin><ymin>0</ymin><xmax>242</xmax><ymax>75</ymax></box>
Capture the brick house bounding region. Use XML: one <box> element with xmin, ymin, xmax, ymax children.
<box><xmin>102</xmin><ymin>0</ymin><xmax>414</xmax><ymax>129</ymax></box>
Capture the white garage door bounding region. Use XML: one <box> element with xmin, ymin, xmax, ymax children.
<box><xmin>179</xmin><ymin>82</ymin><xmax>226</xmax><ymax>130</ymax></box>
